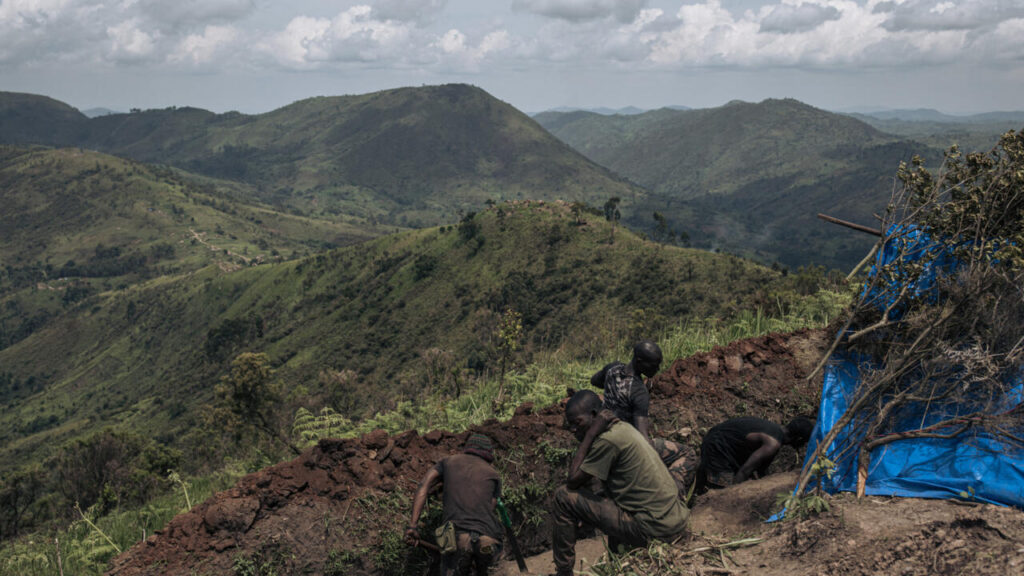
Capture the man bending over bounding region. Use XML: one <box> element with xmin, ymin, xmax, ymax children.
<box><xmin>696</xmin><ymin>416</ymin><xmax>814</xmax><ymax>492</ymax></box>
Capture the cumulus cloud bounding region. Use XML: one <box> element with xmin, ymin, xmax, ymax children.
<box><xmin>760</xmin><ymin>3</ymin><xmax>841</xmax><ymax>33</ymax></box>
<box><xmin>261</xmin><ymin>6</ymin><xmax>416</xmax><ymax>66</ymax></box>
<box><xmin>1</xmin><ymin>0</ymin><xmax>1022</xmax><ymax>81</ymax></box>
<box><xmin>170</xmin><ymin>25</ymin><xmax>240</xmax><ymax>66</ymax></box>
<box><xmin>0</xmin><ymin>0</ymin><xmax>255</xmax><ymax>67</ymax></box>
<box><xmin>433</xmin><ymin>28</ymin><xmax>514</xmax><ymax>70</ymax></box>
<box><xmin>106</xmin><ymin>19</ymin><xmax>158</xmax><ymax>62</ymax></box>
<box><xmin>512</xmin><ymin>0</ymin><xmax>649</xmax><ymax>23</ymax></box>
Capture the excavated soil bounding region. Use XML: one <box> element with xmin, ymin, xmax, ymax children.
<box><xmin>106</xmin><ymin>329</ymin><xmax>1024</xmax><ymax>575</ymax></box>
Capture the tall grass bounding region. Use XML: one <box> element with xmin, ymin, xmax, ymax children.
<box><xmin>0</xmin><ymin>469</ymin><xmax>242</xmax><ymax>576</ymax></box>
<box><xmin>294</xmin><ymin>289</ymin><xmax>850</xmax><ymax>444</ymax></box>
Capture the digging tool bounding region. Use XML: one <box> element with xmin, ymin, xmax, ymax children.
<box><xmin>408</xmin><ymin>537</ymin><xmax>440</xmax><ymax>554</ymax></box>
<box><xmin>497</xmin><ymin>498</ymin><xmax>528</xmax><ymax>573</ymax></box>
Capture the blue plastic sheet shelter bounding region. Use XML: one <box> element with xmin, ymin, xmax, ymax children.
<box><xmin>802</xmin><ymin>225</ymin><xmax>1024</xmax><ymax>508</ymax></box>
<box><xmin>807</xmin><ymin>358</ymin><xmax>1024</xmax><ymax>507</ymax></box>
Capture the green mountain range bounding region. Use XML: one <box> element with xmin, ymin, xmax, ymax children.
<box><xmin>0</xmin><ymin>86</ymin><xmax>644</xmax><ymax>228</ymax></box>
<box><xmin>534</xmin><ymin>99</ymin><xmax>949</xmax><ymax>270</ymax></box>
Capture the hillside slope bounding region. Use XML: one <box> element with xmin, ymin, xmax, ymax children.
<box><xmin>0</xmin><ymin>92</ymin><xmax>88</xmax><ymax>146</ymax></box>
<box><xmin>0</xmin><ymin>202</ymin><xmax>815</xmax><ymax>476</ymax></box>
<box><xmin>0</xmin><ymin>145</ymin><xmax>382</xmax><ymax>350</ymax></box>
<box><xmin>0</xmin><ymin>86</ymin><xmax>645</xmax><ymax>227</ymax></box>
<box><xmin>104</xmin><ymin>329</ymin><xmax>828</xmax><ymax>575</ymax></box>
<box><xmin>105</xmin><ymin>328</ymin><xmax>1024</xmax><ymax>576</ymax></box>
<box><xmin>535</xmin><ymin>100</ymin><xmax>933</xmax><ymax>270</ymax></box>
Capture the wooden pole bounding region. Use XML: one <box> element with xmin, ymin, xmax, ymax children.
<box><xmin>817</xmin><ymin>213</ymin><xmax>882</xmax><ymax>237</ymax></box>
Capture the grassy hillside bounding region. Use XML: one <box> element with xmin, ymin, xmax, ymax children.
<box><xmin>535</xmin><ymin>99</ymin><xmax>938</xmax><ymax>270</ymax></box>
<box><xmin>0</xmin><ymin>202</ymin><xmax>838</xmax><ymax>474</ymax></box>
<box><xmin>0</xmin><ymin>85</ymin><xmax>645</xmax><ymax>228</ymax></box>
<box><xmin>0</xmin><ymin>145</ymin><xmax>389</xmax><ymax>350</ymax></box>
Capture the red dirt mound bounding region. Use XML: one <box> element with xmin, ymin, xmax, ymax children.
<box><xmin>105</xmin><ymin>329</ymin><xmax>832</xmax><ymax>575</ymax></box>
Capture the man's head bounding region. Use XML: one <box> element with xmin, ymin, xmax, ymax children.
<box><xmin>632</xmin><ymin>340</ymin><xmax>663</xmax><ymax>378</ymax></box>
<box><xmin>564</xmin><ymin>390</ymin><xmax>603</xmax><ymax>442</ymax></box>
<box><xmin>464</xmin><ymin>433</ymin><xmax>495</xmax><ymax>462</ymax></box>
<box><xmin>784</xmin><ymin>417</ymin><xmax>815</xmax><ymax>447</ymax></box>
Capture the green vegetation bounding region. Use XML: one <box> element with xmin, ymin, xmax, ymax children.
<box><xmin>534</xmin><ymin>99</ymin><xmax>959</xmax><ymax>270</ymax></box>
<box><xmin>2</xmin><ymin>201</ymin><xmax>838</xmax><ymax>478</ymax></box>
<box><xmin>1</xmin><ymin>468</ymin><xmax>241</xmax><ymax>576</ymax></box>
<box><xmin>850</xmin><ymin>111</ymin><xmax>1022</xmax><ymax>154</ymax></box>
<box><xmin>0</xmin><ymin>145</ymin><xmax>379</xmax><ymax>351</ymax></box>
<box><xmin>0</xmin><ymin>200</ymin><xmax>847</xmax><ymax>569</ymax></box>
<box><xmin>0</xmin><ymin>85</ymin><xmax>645</xmax><ymax>228</ymax></box>
<box><xmin>0</xmin><ymin>86</ymin><xmax>876</xmax><ymax>575</ymax></box>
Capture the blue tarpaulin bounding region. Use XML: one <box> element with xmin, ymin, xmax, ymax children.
<box><xmin>807</xmin><ymin>357</ymin><xmax>1024</xmax><ymax>507</ymax></box>
<box><xmin>800</xmin><ymin>225</ymin><xmax>1024</xmax><ymax>508</ymax></box>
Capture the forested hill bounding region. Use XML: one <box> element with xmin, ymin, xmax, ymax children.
<box><xmin>535</xmin><ymin>98</ymin><xmax>893</xmax><ymax>199</ymax></box>
<box><xmin>0</xmin><ymin>85</ymin><xmax>644</xmax><ymax>228</ymax></box>
<box><xmin>0</xmin><ymin>202</ymin><xmax>823</xmax><ymax>478</ymax></box>
<box><xmin>0</xmin><ymin>92</ymin><xmax>88</xmax><ymax>145</ymax></box>
<box><xmin>535</xmin><ymin>99</ymin><xmax>937</xmax><ymax>270</ymax></box>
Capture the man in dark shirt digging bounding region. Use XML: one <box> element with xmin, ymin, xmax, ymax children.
<box><xmin>552</xmin><ymin>390</ymin><xmax>689</xmax><ymax>576</ymax></box>
<box><xmin>696</xmin><ymin>416</ymin><xmax>815</xmax><ymax>493</ymax></box>
<box><xmin>406</xmin><ymin>433</ymin><xmax>503</xmax><ymax>576</ymax></box>
<box><xmin>591</xmin><ymin>340</ymin><xmax>697</xmax><ymax>500</ymax></box>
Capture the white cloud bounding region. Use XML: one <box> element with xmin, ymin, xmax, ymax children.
<box><xmin>170</xmin><ymin>25</ymin><xmax>240</xmax><ymax>66</ymax></box>
<box><xmin>512</xmin><ymin>0</ymin><xmax>649</xmax><ymax>23</ymax></box>
<box><xmin>261</xmin><ymin>6</ymin><xmax>416</xmax><ymax>67</ymax></box>
<box><xmin>0</xmin><ymin>0</ymin><xmax>255</xmax><ymax>67</ymax></box>
<box><xmin>1</xmin><ymin>0</ymin><xmax>1022</xmax><ymax>90</ymax></box>
<box><xmin>433</xmin><ymin>28</ymin><xmax>515</xmax><ymax>71</ymax></box>
<box><xmin>106</xmin><ymin>18</ymin><xmax>158</xmax><ymax>62</ymax></box>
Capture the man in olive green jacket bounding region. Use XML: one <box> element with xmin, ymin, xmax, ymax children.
<box><xmin>552</xmin><ymin>390</ymin><xmax>689</xmax><ymax>576</ymax></box>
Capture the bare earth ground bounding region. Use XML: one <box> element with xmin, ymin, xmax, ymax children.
<box><xmin>106</xmin><ymin>329</ymin><xmax>1024</xmax><ymax>575</ymax></box>
<box><xmin>499</xmin><ymin>471</ymin><xmax>1024</xmax><ymax>575</ymax></box>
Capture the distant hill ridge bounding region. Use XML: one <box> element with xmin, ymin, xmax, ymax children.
<box><xmin>0</xmin><ymin>85</ymin><xmax>645</xmax><ymax>228</ymax></box>
<box><xmin>853</xmin><ymin>108</ymin><xmax>1024</xmax><ymax>124</ymax></box>
<box><xmin>534</xmin><ymin>98</ymin><xmax>939</xmax><ymax>269</ymax></box>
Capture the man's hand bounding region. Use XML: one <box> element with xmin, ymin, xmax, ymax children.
<box><xmin>591</xmin><ymin>409</ymin><xmax>617</xmax><ymax>435</ymax></box>
<box><xmin>404</xmin><ymin>526</ymin><xmax>420</xmax><ymax>545</ymax></box>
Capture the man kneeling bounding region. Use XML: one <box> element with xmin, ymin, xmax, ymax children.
<box><xmin>553</xmin><ymin>390</ymin><xmax>689</xmax><ymax>576</ymax></box>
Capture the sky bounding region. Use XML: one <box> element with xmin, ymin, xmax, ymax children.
<box><xmin>2</xmin><ymin>0</ymin><xmax>1023</xmax><ymax>115</ymax></box>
